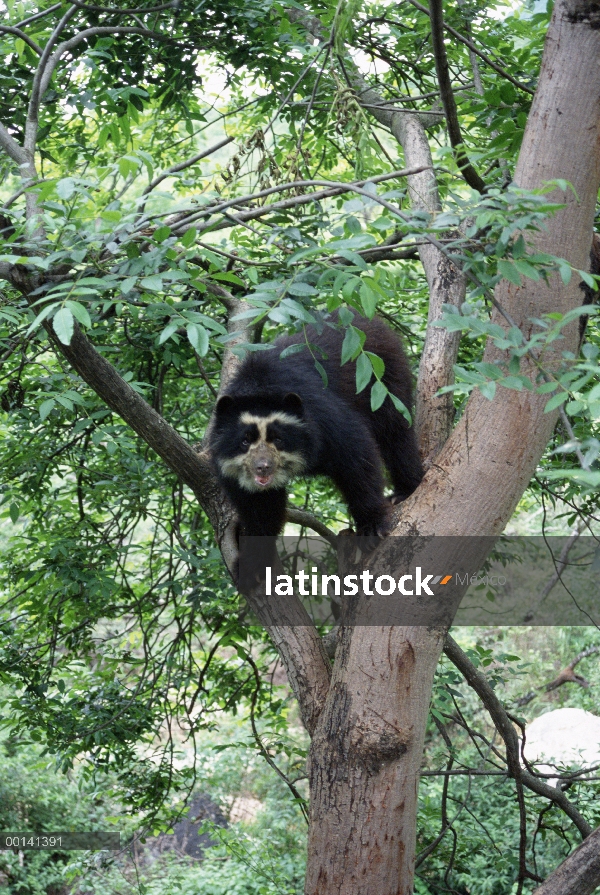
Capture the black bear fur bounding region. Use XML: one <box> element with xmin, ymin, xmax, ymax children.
<box><xmin>209</xmin><ymin>313</ymin><xmax>424</xmax><ymax>540</ymax></box>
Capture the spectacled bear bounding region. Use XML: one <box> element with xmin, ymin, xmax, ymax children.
<box><xmin>209</xmin><ymin>313</ymin><xmax>423</xmax><ymax>549</ymax></box>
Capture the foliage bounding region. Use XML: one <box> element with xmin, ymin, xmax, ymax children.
<box><xmin>417</xmin><ymin>627</ymin><xmax>600</xmax><ymax>893</ymax></box>
<box><xmin>0</xmin><ymin>0</ymin><xmax>599</xmax><ymax>892</ymax></box>
<box><xmin>0</xmin><ymin>732</ymin><xmax>117</xmax><ymax>895</ymax></box>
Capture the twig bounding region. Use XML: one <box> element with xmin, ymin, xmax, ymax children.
<box><xmin>15</xmin><ymin>4</ymin><xmax>63</xmax><ymax>28</ymax></box>
<box><xmin>68</xmin><ymin>0</ymin><xmax>180</xmax><ymax>13</ymax></box>
<box><xmin>0</xmin><ymin>26</ymin><xmax>42</xmax><ymax>54</ymax></box>
<box><xmin>428</xmin><ymin>0</ymin><xmax>486</xmax><ymax>193</ymax></box>
<box><xmin>161</xmin><ymin>166</ymin><xmax>431</xmax><ymax>233</ymax></box>
<box><xmin>444</xmin><ymin>634</ymin><xmax>592</xmax><ymax>839</ymax></box>
<box><xmin>285</xmin><ymin>508</ymin><xmax>337</xmax><ymax>545</ymax></box>
<box><xmin>27</xmin><ymin>5</ymin><xmax>80</xmax><ymax>149</ymax></box>
<box><xmin>405</xmin><ymin>0</ymin><xmax>535</xmax><ymax>95</ymax></box>
<box><xmin>142</xmin><ymin>136</ymin><xmax>235</xmax><ymax>196</ymax></box>
<box><xmin>517</xmin><ymin>645</ymin><xmax>600</xmax><ymax>707</ymax></box>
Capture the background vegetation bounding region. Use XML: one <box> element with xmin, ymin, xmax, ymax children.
<box><xmin>0</xmin><ymin>0</ymin><xmax>598</xmax><ymax>892</ymax></box>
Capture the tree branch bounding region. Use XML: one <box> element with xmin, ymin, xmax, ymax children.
<box><xmin>68</xmin><ymin>0</ymin><xmax>180</xmax><ymax>13</ymax></box>
<box><xmin>14</xmin><ymin>4</ymin><xmax>62</xmax><ymax>28</ymax></box>
<box><xmin>160</xmin><ymin>166</ymin><xmax>431</xmax><ymax>233</ymax></box>
<box><xmin>26</xmin><ymin>4</ymin><xmax>79</xmax><ymax>157</ymax></box>
<box><xmin>287</xmin><ymin>6</ymin><xmax>465</xmax><ymax>461</ymax></box>
<box><xmin>7</xmin><ymin>264</ymin><xmax>330</xmax><ymax>732</ymax></box>
<box><xmin>405</xmin><ymin>0</ymin><xmax>535</xmax><ymax>95</ymax></box>
<box><xmin>0</xmin><ymin>26</ymin><xmax>42</xmax><ymax>54</ymax></box>
<box><xmin>533</xmin><ymin>827</ymin><xmax>600</xmax><ymax>895</ymax></box>
<box><xmin>285</xmin><ymin>508</ymin><xmax>338</xmax><ymax>545</ymax></box>
<box><xmin>141</xmin><ymin>136</ymin><xmax>235</xmax><ymax>196</ymax></box>
<box><xmin>444</xmin><ymin>635</ymin><xmax>592</xmax><ymax>839</ymax></box>
<box><xmin>35</xmin><ymin>26</ymin><xmax>175</xmax><ymax>123</ymax></box>
<box><xmin>0</xmin><ymin>123</ymin><xmax>30</xmax><ymax>167</ymax></box>
<box><xmin>517</xmin><ymin>645</ymin><xmax>600</xmax><ymax>706</ymax></box>
<box><xmin>428</xmin><ymin>0</ymin><xmax>487</xmax><ymax>193</ymax></box>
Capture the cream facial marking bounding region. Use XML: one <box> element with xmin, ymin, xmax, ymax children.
<box><xmin>239</xmin><ymin>411</ymin><xmax>304</xmax><ymax>443</ymax></box>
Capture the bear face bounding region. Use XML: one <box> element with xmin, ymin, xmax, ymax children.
<box><xmin>212</xmin><ymin>395</ymin><xmax>311</xmax><ymax>492</ymax></box>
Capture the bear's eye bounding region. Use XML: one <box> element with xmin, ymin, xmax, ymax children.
<box><xmin>241</xmin><ymin>437</ymin><xmax>250</xmax><ymax>448</ymax></box>
<box><xmin>272</xmin><ymin>437</ymin><xmax>284</xmax><ymax>449</ymax></box>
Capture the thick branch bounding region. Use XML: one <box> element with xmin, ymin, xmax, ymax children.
<box><xmin>8</xmin><ymin>265</ymin><xmax>330</xmax><ymax>732</ymax></box>
<box><xmin>406</xmin><ymin>0</ymin><xmax>535</xmax><ymax>95</ymax></box>
<box><xmin>444</xmin><ymin>635</ymin><xmax>592</xmax><ymax>838</ymax></box>
<box><xmin>428</xmin><ymin>0</ymin><xmax>486</xmax><ymax>193</ymax></box>
<box><xmin>533</xmin><ymin>827</ymin><xmax>600</xmax><ymax>895</ymax></box>
<box><xmin>0</xmin><ymin>123</ymin><xmax>30</xmax><ymax>167</ymax></box>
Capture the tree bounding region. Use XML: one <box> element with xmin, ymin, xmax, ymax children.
<box><xmin>0</xmin><ymin>1</ymin><xmax>599</xmax><ymax>894</ymax></box>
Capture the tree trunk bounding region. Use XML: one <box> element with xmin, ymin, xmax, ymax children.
<box><xmin>304</xmin><ymin>3</ymin><xmax>600</xmax><ymax>892</ymax></box>
<box><xmin>306</xmin><ymin>626</ymin><xmax>445</xmax><ymax>894</ymax></box>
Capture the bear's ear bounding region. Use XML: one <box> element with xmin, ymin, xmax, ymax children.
<box><xmin>216</xmin><ymin>395</ymin><xmax>236</xmax><ymax>416</ymax></box>
<box><xmin>283</xmin><ymin>392</ymin><xmax>304</xmax><ymax>417</ymax></box>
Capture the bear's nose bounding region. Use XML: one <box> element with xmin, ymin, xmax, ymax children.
<box><xmin>254</xmin><ymin>459</ymin><xmax>273</xmax><ymax>476</ymax></box>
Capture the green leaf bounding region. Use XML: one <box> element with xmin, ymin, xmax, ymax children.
<box><xmin>338</xmin><ymin>307</ymin><xmax>354</xmax><ymax>327</ymax></box>
<box><xmin>180</xmin><ymin>227</ymin><xmax>197</xmax><ymax>248</ymax></box>
<box><xmin>544</xmin><ymin>391</ymin><xmax>569</xmax><ymax>412</ymax></box>
<box><xmin>314</xmin><ymin>361</ymin><xmax>328</xmax><ymax>386</ymax></box>
<box><xmin>159</xmin><ymin>321</ymin><xmax>179</xmax><ymax>344</ymax></box>
<box><xmin>98</xmin><ymin>125</ymin><xmax>110</xmax><ymax>148</ymax></box>
<box><xmin>154</xmin><ymin>226</ymin><xmax>172</xmax><ymax>243</ymax></box>
<box><xmin>475</xmin><ymin>362</ymin><xmax>503</xmax><ymax>380</ymax></box>
<box><xmin>287</xmin><ymin>281</ymin><xmax>317</xmax><ymax>296</ymax></box>
<box><xmin>497</xmin><ymin>260</ymin><xmax>521</xmax><ymax>286</ymax></box>
<box><xmin>65</xmin><ymin>301</ymin><xmax>91</xmax><ymax>329</ymax></box>
<box><xmin>56</xmin><ymin>178</ymin><xmax>76</xmax><ymax>200</ymax></box>
<box><xmin>365</xmin><ymin>351</ymin><xmax>385</xmax><ymax>379</ymax></box>
<box><xmin>479</xmin><ymin>380</ymin><xmax>496</xmax><ymax>400</ymax></box>
<box><xmin>26</xmin><ymin>302</ymin><xmax>59</xmax><ymax>336</ymax></box>
<box><xmin>359</xmin><ymin>281</ymin><xmax>377</xmax><ymax>318</ymax></box>
<box><xmin>370</xmin><ymin>380</ymin><xmax>387</xmax><ymax>411</ymax></box>
<box><xmin>341</xmin><ymin>326</ymin><xmax>363</xmax><ymax>364</ymax></box>
<box><xmin>39</xmin><ymin>399</ymin><xmax>55</xmax><ymax>420</ymax></box>
<box><xmin>280</xmin><ymin>298</ymin><xmax>315</xmax><ymax>323</ymax></box>
<box><xmin>537</xmin><ymin>381</ymin><xmax>559</xmax><ymax>394</ymax></box>
<box><xmin>120</xmin><ymin>276</ymin><xmax>137</xmax><ymax>294</ymax></box>
<box><xmin>557</xmin><ymin>261</ymin><xmax>572</xmax><ymax>285</ymax></box>
<box><xmin>186</xmin><ymin>323</ymin><xmax>209</xmax><ymax>356</ymax></box>
<box><xmin>545</xmin><ymin>469</ymin><xmax>600</xmax><ymax>487</ymax></box>
<box><xmin>578</xmin><ymin>269</ymin><xmax>597</xmax><ymax>289</ymax></box>
<box><xmin>355</xmin><ymin>353</ymin><xmax>372</xmax><ymax>393</ymax></box>
<box><xmin>53</xmin><ymin>307</ymin><xmax>74</xmax><ymax>345</ymax></box>
<box><xmin>9</xmin><ymin>503</ymin><xmax>19</xmax><ymax>524</ymax></box>
<box><xmin>390</xmin><ymin>393</ymin><xmax>411</xmax><ymax>424</ymax></box>
<box><xmin>140</xmin><ymin>276</ymin><xmax>164</xmax><ymax>292</ymax></box>
<box><xmin>512</xmin><ymin>259</ymin><xmax>540</xmax><ymax>281</ymax></box>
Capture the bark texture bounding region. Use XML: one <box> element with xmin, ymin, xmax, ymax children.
<box><xmin>533</xmin><ymin>827</ymin><xmax>600</xmax><ymax>895</ymax></box>
<box><xmin>304</xmin><ymin>4</ymin><xmax>600</xmax><ymax>892</ymax></box>
<box><xmin>306</xmin><ymin>626</ymin><xmax>446</xmax><ymax>894</ymax></box>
